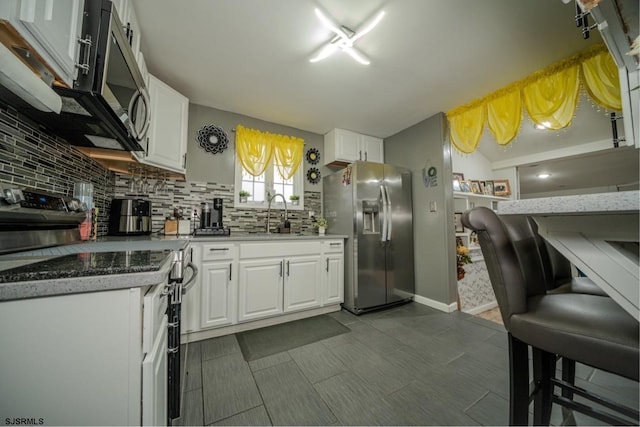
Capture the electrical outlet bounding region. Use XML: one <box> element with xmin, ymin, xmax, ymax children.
<box><xmin>429</xmin><ymin>201</ymin><xmax>437</xmax><ymax>212</ymax></box>
<box><xmin>308</xmin><ymin>211</ymin><xmax>315</xmax><ymax>219</ymax></box>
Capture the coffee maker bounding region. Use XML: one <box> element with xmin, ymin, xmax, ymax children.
<box><xmin>195</xmin><ymin>197</ymin><xmax>230</xmax><ymax>236</ymax></box>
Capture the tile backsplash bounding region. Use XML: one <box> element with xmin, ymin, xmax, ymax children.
<box><xmin>113</xmin><ymin>174</ymin><xmax>322</xmax><ymax>235</ymax></box>
<box><xmin>0</xmin><ymin>104</ymin><xmax>322</xmax><ymax>238</ymax></box>
<box><xmin>0</xmin><ymin>105</ymin><xmax>114</xmax><ymax>235</ymax></box>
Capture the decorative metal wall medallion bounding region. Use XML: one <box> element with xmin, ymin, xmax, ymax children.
<box><xmin>306</xmin><ymin>148</ymin><xmax>320</xmax><ymax>164</ymax></box>
<box><xmin>307</xmin><ymin>168</ymin><xmax>321</xmax><ymax>184</ymax></box>
<box><xmin>197</xmin><ymin>124</ymin><xmax>229</xmax><ymax>154</ymax></box>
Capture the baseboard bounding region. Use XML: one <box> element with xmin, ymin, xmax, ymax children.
<box><xmin>413</xmin><ymin>294</ymin><xmax>458</xmax><ymax>313</ymax></box>
<box><xmin>181</xmin><ymin>304</ymin><xmax>342</xmax><ymax>344</ymax></box>
<box><xmin>463</xmin><ymin>300</ymin><xmax>498</xmax><ymax>315</ymax></box>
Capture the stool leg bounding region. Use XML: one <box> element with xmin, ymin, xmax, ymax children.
<box><xmin>508</xmin><ymin>334</ymin><xmax>529</xmax><ymax>426</ymax></box>
<box><xmin>561</xmin><ymin>357</ymin><xmax>576</xmax><ymax>399</ymax></box>
<box><xmin>532</xmin><ymin>348</ymin><xmax>554</xmax><ymax>425</ymax></box>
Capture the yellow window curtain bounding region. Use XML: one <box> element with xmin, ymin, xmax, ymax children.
<box><xmin>523</xmin><ymin>64</ymin><xmax>580</xmax><ymax>130</ymax></box>
<box><xmin>235</xmin><ymin>125</ymin><xmax>304</xmax><ymax>178</ymax></box>
<box><xmin>273</xmin><ymin>136</ymin><xmax>304</xmax><ymax>180</ymax></box>
<box><xmin>448</xmin><ymin>102</ymin><xmax>485</xmax><ymax>154</ymax></box>
<box><xmin>235</xmin><ymin>125</ymin><xmax>274</xmax><ymax>176</ymax></box>
<box><xmin>446</xmin><ymin>43</ymin><xmax>620</xmax><ymax>154</ymax></box>
<box><xmin>487</xmin><ymin>90</ymin><xmax>522</xmax><ymax>145</ymax></box>
<box><xmin>581</xmin><ymin>50</ymin><xmax>621</xmax><ymax>111</ymax></box>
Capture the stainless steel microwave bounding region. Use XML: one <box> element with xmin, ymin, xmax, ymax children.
<box><xmin>1</xmin><ymin>0</ymin><xmax>149</xmax><ymax>153</ymax></box>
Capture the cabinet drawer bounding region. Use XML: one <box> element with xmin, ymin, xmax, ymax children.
<box><xmin>323</xmin><ymin>240</ymin><xmax>344</xmax><ymax>253</ymax></box>
<box><xmin>200</xmin><ymin>244</ymin><xmax>238</xmax><ymax>261</ymax></box>
<box><xmin>240</xmin><ymin>241</ymin><xmax>321</xmax><ymax>259</ymax></box>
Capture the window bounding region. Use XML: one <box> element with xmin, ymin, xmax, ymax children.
<box><xmin>234</xmin><ymin>156</ymin><xmax>304</xmax><ymax>210</ymax></box>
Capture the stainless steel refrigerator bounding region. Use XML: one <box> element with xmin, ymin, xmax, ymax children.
<box><xmin>323</xmin><ymin>161</ymin><xmax>415</xmax><ymax>314</ymax></box>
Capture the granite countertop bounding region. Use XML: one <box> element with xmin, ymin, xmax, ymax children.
<box><xmin>0</xmin><ymin>250</ymin><xmax>175</xmax><ymax>302</ymax></box>
<box><xmin>498</xmin><ymin>190</ymin><xmax>639</xmax><ymax>215</ymax></box>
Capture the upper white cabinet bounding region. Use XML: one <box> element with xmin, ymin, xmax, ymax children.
<box><xmin>111</xmin><ymin>0</ymin><xmax>143</xmax><ymax>70</ymax></box>
<box><xmin>324</xmin><ymin>128</ymin><xmax>384</xmax><ymax>165</ymax></box>
<box><xmin>0</xmin><ymin>0</ymin><xmax>84</xmax><ymax>88</ymax></box>
<box><xmin>136</xmin><ymin>74</ymin><xmax>189</xmax><ymax>173</ymax></box>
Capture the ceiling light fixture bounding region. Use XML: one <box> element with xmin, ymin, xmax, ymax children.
<box><xmin>537</xmin><ymin>173</ymin><xmax>551</xmax><ymax>179</ymax></box>
<box><xmin>310</xmin><ymin>8</ymin><xmax>385</xmax><ymax>65</ymax></box>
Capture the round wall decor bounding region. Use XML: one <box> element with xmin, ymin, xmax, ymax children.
<box><xmin>197</xmin><ymin>124</ymin><xmax>229</xmax><ymax>154</ymax></box>
<box><xmin>306</xmin><ymin>148</ymin><xmax>320</xmax><ymax>164</ymax></box>
<box><xmin>307</xmin><ymin>168</ymin><xmax>321</xmax><ymax>184</ymax></box>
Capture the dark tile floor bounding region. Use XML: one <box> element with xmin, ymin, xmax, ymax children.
<box><xmin>177</xmin><ymin>303</ymin><xmax>639</xmax><ymax>426</ymax></box>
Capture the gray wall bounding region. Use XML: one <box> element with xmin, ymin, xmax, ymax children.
<box><xmin>384</xmin><ymin>113</ymin><xmax>457</xmax><ymax>307</ymax></box>
<box><xmin>186</xmin><ymin>103</ymin><xmax>330</xmax><ymax>192</ymax></box>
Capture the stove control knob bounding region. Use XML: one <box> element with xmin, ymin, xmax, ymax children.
<box><xmin>2</xmin><ymin>188</ymin><xmax>24</xmax><ymax>204</ymax></box>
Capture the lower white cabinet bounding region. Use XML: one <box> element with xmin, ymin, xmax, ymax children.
<box><xmin>0</xmin><ymin>285</ymin><xmax>167</xmax><ymax>426</ymax></box>
<box><xmin>183</xmin><ymin>238</ymin><xmax>344</xmax><ymax>335</ymax></box>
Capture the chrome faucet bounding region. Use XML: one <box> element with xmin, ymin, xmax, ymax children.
<box><xmin>266</xmin><ymin>193</ymin><xmax>287</xmax><ymax>234</ymax></box>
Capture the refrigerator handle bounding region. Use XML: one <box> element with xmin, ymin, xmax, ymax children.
<box><xmin>384</xmin><ymin>185</ymin><xmax>392</xmax><ymax>242</ymax></box>
<box><xmin>380</xmin><ymin>186</ymin><xmax>388</xmax><ymax>242</ymax></box>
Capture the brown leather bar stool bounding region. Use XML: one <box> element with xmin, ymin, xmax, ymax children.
<box><xmin>462</xmin><ymin>207</ymin><xmax>639</xmax><ymax>425</ymax></box>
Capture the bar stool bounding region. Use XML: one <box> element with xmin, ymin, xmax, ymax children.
<box><xmin>462</xmin><ymin>207</ymin><xmax>639</xmax><ymax>425</ymax></box>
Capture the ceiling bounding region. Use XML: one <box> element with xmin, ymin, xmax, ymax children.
<box><xmin>132</xmin><ymin>0</ymin><xmax>638</xmax><ymax>195</ymax></box>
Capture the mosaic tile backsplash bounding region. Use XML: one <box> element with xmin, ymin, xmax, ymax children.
<box><xmin>113</xmin><ymin>174</ymin><xmax>322</xmax><ymax>235</ymax></box>
<box><xmin>0</xmin><ymin>105</ymin><xmax>115</xmax><ymax>236</ymax></box>
<box><xmin>1</xmin><ymin>104</ymin><xmax>321</xmax><ymax>238</ymax></box>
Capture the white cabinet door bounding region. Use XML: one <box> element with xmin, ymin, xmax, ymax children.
<box><xmin>283</xmin><ymin>255</ymin><xmax>322</xmax><ymax>312</ymax></box>
<box><xmin>334</xmin><ymin>129</ymin><xmax>361</xmax><ymax>161</ymax></box>
<box><xmin>140</xmin><ymin>74</ymin><xmax>189</xmax><ymax>173</ymax></box>
<box><xmin>360</xmin><ymin>134</ymin><xmax>384</xmax><ymax>163</ymax></box>
<box><xmin>0</xmin><ymin>0</ymin><xmax>84</xmax><ymax>87</ymax></box>
<box><xmin>200</xmin><ymin>260</ymin><xmax>236</xmax><ymax>329</ymax></box>
<box><xmin>238</xmin><ymin>258</ymin><xmax>283</xmax><ymax>322</ymax></box>
<box><xmin>142</xmin><ymin>316</ymin><xmax>168</xmax><ymax>427</ymax></box>
<box><xmin>324</xmin><ymin>253</ymin><xmax>344</xmax><ymax>305</ymax></box>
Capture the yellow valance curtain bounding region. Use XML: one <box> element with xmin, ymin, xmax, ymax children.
<box><xmin>235</xmin><ymin>125</ymin><xmax>304</xmax><ymax>179</ymax></box>
<box><xmin>447</xmin><ymin>44</ymin><xmax>621</xmax><ymax>154</ymax></box>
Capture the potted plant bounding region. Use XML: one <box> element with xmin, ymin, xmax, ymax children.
<box><xmin>289</xmin><ymin>195</ymin><xmax>300</xmax><ymax>205</ymax></box>
<box><xmin>314</xmin><ymin>217</ymin><xmax>328</xmax><ymax>235</ymax></box>
<box><xmin>238</xmin><ymin>190</ymin><xmax>250</xmax><ymax>203</ymax></box>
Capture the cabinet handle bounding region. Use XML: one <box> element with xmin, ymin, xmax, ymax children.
<box><xmin>279</xmin><ymin>261</ymin><xmax>283</xmax><ymax>277</ymax></box>
<box><xmin>209</xmin><ymin>248</ymin><xmax>229</xmax><ymax>251</ymax></box>
<box><xmin>365</xmin><ymin>151</ymin><xmax>368</xmax><ymax>161</ymax></box>
<box><xmin>286</xmin><ymin>260</ymin><xmax>290</xmax><ymax>277</ymax></box>
<box><xmin>326</xmin><ymin>258</ymin><xmax>329</xmax><ymax>272</ymax></box>
<box><xmin>359</xmin><ymin>150</ymin><xmax>362</xmax><ymax>160</ymax></box>
<box><xmin>229</xmin><ymin>263</ymin><xmax>232</xmax><ymax>281</ymax></box>
<box><xmin>75</xmin><ymin>35</ymin><xmax>92</xmax><ymax>75</ymax></box>
<box><xmin>183</xmin><ymin>153</ymin><xmax>187</xmax><ymax>169</ymax></box>
<box><xmin>329</xmin><ymin>243</ymin><xmax>341</xmax><ymax>246</ymax></box>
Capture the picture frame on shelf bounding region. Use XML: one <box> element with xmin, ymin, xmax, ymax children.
<box><xmin>483</xmin><ymin>180</ymin><xmax>495</xmax><ymax>196</ymax></box>
<box><xmin>493</xmin><ymin>179</ymin><xmax>511</xmax><ymax>196</ymax></box>
<box><xmin>460</xmin><ymin>180</ymin><xmax>472</xmax><ymax>193</ymax></box>
<box><xmin>454</xmin><ymin>212</ymin><xmax>465</xmax><ymax>232</ymax></box>
<box><xmin>453</xmin><ymin>172</ymin><xmax>465</xmax><ymax>183</ymax></box>
<box><xmin>470</xmin><ymin>180</ymin><xmax>482</xmax><ymax>194</ymax></box>
<box><xmin>453</xmin><ymin>179</ymin><xmax>462</xmax><ymax>192</ymax></box>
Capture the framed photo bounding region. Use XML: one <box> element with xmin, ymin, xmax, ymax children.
<box><xmin>460</xmin><ymin>180</ymin><xmax>472</xmax><ymax>193</ymax></box>
<box><xmin>453</xmin><ymin>179</ymin><xmax>461</xmax><ymax>192</ymax></box>
<box><xmin>483</xmin><ymin>180</ymin><xmax>494</xmax><ymax>196</ymax></box>
<box><xmin>493</xmin><ymin>179</ymin><xmax>511</xmax><ymax>197</ymax></box>
<box><xmin>470</xmin><ymin>180</ymin><xmax>482</xmax><ymax>194</ymax></box>
<box><xmin>454</xmin><ymin>212</ymin><xmax>464</xmax><ymax>233</ymax></box>
<box><xmin>453</xmin><ymin>172</ymin><xmax>465</xmax><ymax>191</ymax></box>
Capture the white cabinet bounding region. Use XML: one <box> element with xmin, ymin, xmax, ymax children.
<box><xmin>111</xmin><ymin>0</ymin><xmax>143</xmax><ymax>69</ymax></box>
<box><xmin>324</xmin><ymin>128</ymin><xmax>384</xmax><ymax>165</ymax></box>
<box><xmin>0</xmin><ymin>285</ymin><xmax>166</xmax><ymax>426</ymax></box>
<box><xmin>283</xmin><ymin>255</ymin><xmax>322</xmax><ymax>312</ymax></box>
<box><xmin>199</xmin><ymin>244</ymin><xmax>238</xmax><ymax>329</ymax></box>
<box><xmin>322</xmin><ymin>240</ymin><xmax>344</xmax><ymax>305</ymax></box>
<box><xmin>136</xmin><ymin>74</ymin><xmax>189</xmax><ymax>173</ymax></box>
<box><xmin>0</xmin><ymin>0</ymin><xmax>84</xmax><ymax>87</ymax></box>
<box><xmin>238</xmin><ymin>258</ymin><xmax>284</xmax><ymax>322</ymax></box>
<box><xmin>238</xmin><ymin>241</ymin><xmax>322</xmax><ymax>322</ymax></box>
<box><xmin>183</xmin><ymin>243</ymin><xmax>238</xmax><ymax>332</ymax></box>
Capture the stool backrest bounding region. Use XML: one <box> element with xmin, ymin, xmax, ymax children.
<box><xmin>462</xmin><ymin>207</ymin><xmax>556</xmax><ymax>330</ymax></box>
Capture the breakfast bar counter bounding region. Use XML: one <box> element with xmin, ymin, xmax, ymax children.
<box><xmin>498</xmin><ymin>190</ymin><xmax>639</xmax><ymax>320</ymax></box>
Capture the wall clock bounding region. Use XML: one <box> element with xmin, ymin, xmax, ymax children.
<box><xmin>306</xmin><ymin>148</ymin><xmax>320</xmax><ymax>165</ymax></box>
<box><xmin>197</xmin><ymin>124</ymin><xmax>229</xmax><ymax>154</ymax></box>
<box><xmin>307</xmin><ymin>168</ymin><xmax>321</xmax><ymax>184</ymax></box>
